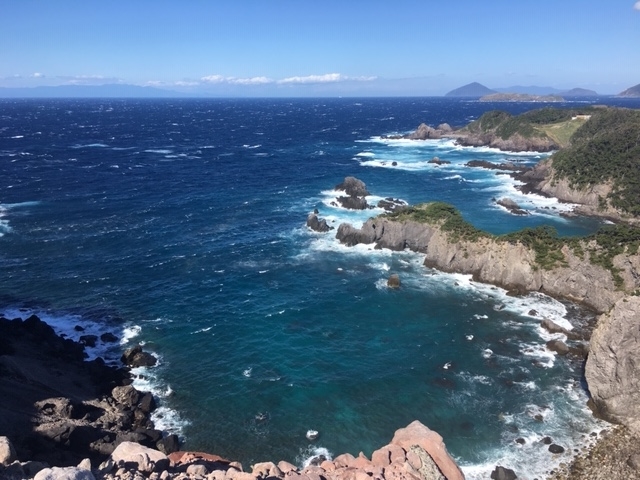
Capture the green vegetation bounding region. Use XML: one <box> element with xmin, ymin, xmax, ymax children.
<box><xmin>383</xmin><ymin>202</ymin><xmax>488</xmax><ymax>242</ymax></box>
<box><xmin>463</xmin><ymin>107</ymin><xmax>598</xmax><ymax>146</ymax></box>
<box><xmin>551</xmin><ymin>108</ymin><xmax>640</xmax><ymax>215</ymax></box>
<box><xmin>384</xmin><ymin>201</ymin><xmax>640</xmax><ymax>285</ymax></box>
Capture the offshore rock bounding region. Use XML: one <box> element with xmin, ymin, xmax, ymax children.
<box><xmin>490</xmin><ymin>466</ymin><xmax>517</xmax><ymax>480</ymax></box>
<box><xmin>496</xmin><ymin>198</ymin><xmax>528</xmax><ymax>216</ymax></box>
<box><xmin>121</xmin><ymin>345</ymin><xmax>157</xmax><ymax>367</ymax></box>
<box><xmin>337</xmin><ymin>195</ymin><xmax>369</xmax><ymax>210</ymax></box>
<box><xmin>335</xmin><ymin>176</ymin><xmax>370</xmax><ymax>198</ymax></box>
<box><xmin>405</xmin><ymin>123</ymin><xmax>442</xmax><ymax>140</ymax></box>
<box><xmin>306</xmin><ymin>212</ymin><xmax>333</xmax><ymax>232</ymax></box>
<box><xmin>387</xmin><ymin>274</ymin><xmax>401</xmax><ymax>289</ymax></box>
<box><xmin>585</xmin><ymin>296</ymin><xmax>640</xmax><ymax>434</ymax></box>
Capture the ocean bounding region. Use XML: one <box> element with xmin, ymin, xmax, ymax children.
<box><xmin>2</xmin><ymin>97</ymin><xmax>639</xmax><ymax>479</ymax></box>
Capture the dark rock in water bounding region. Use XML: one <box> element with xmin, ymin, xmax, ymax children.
<box><xmin>100</xmin><ymin>332</ymin><xmax>118</xmax><ymax>343</ymax></box>
<box><xmin>335</xmin><ymin>176</ymin><xmax>369</xmax><ymax>197</ymax></box>
<box><xmin>121</xmin><ymin>345</ymin><xmax>157</xmax><ymax>367</ymax></box>
<box><xmin>515</xmin><ymin>437</ymin><xmax>525</xmax><ymax>444</ymax></box>
<box><xmin>546</xmin><ymin>340</ymin><xmax>570</xmax><ymax>356</ymax></box>
<box><xmin>490</xmin><ymin>466</ymin><xmax>517</xmax><ymax>480</ymax></box>
<box><xmin>306</xmin><ymin>212</ymin><xmax>333</xmax><ymax>232</ymax></box>
<box><xmin>392</xmin><ymin>161</ymin><xmax>397</xmax><ymax>166</ymax></box>
<box><xmin>428</xmin><ymin>156</ymin><xmax>451</xmax><ymax>165</ymax></box>
<box><xmin>336</xmin><ymin>223</ymin><xmax>376</xmax><ymax>247</ymax></box>
<box><xmin>157</xmin><ymin>434</ymin><xmax>180</xmax><ymax>455</ymax></box>
<box><xmin>308</xmin><ymin>454</ymin><xmax>327</xmax><ymax>466</ymax></box>
<box><xmin>387</xmin><ymin>274</ymin><xmax>401</xmax><ymax>289</ymax></box>
<box><xmin>79</xmin><ymin>334</ymin><xmax>98</xmax><ymax>348</ymax></box>
<box><xmin>74</xmin><ymin>325</ymin><xmax>85</xmax><ymax>332</ymax></box>
<box><xmin>496</xmin><ymin>198</ymin><xmax>528</xmax><ymax>215</ymax></box>
<box><xmin>466</xmin><ymin>160</ymin><xmax>521</xmax><ymax>171</ymax></box>
<box><xmin>528</xmin><ymin>309</ymin><xmax>538</xmax><ymax>316</ymax></box>
<box><xmin>534</xmin><ymin>414</ymin><xmax>544</xmax><ymax>422</ymax></box>
<box><xmin>541</xmin><ymin>436</ymin><xmax>553</xmax><ymax>444</ymax></box>
<box><xmin>337</xmin><ymin>195</ymin><xmax>368</xmax><ymax>210</ymax></box>
<box><xmin>549</xmin><ymin>444</ymin><xmax>565</xmax><ymax>454</ymax></box>
<box><xmin>377</xmin><ymin>197</ymin><xmax>407</xmax><ymax>212</ymax></box>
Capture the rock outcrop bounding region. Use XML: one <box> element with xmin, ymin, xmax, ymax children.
<box><xmin>334</xmin><ymin>177</ymin><xmax>370</xmax><ymax>210</ymax></box>
<box><xmin>455</xmin><ymin>132</ymin><xmax>558</xmax><ymax>152</ymax></box>
<box><xmin>585</xmin><ymin>296</ymin><xmax>640</xmax><ymax>434</ymax></box>
<box><xmin>336</xmin><ymin>216</ymin><xmax>635</xmax><ymax>313</ymax></box>
<box><xmin>307</xmin><ymin>212</ymin><xmax>333</xmax><ymax>232</ymax></box>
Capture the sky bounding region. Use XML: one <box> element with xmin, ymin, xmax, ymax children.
<box><xmin>1</xmin><ymin>0</ymin><xmax>639</xmax><ymax>96</ymax></box>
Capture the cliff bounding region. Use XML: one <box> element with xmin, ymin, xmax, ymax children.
<box><xmin>335</xmin><ymin>200</ymin><xmax>640</xmax><ymax>443</ymax></box>
<box><xmin>618</xmin><ymin>83</ymin><xmax>640</xmax><ymax>98</ymax></box>
<box><xmin>336</xmin><ymin>207</ymin><xmax>638</xmax><ymax>314</ymax></box>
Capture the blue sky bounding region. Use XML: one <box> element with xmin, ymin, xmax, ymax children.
<box><xmin>1</xmin><ymin>0</ymin><xmax>639</xmax><ymax>96</ymax></box>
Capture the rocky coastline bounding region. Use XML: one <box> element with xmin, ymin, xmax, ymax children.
<box><xmin>319</xmin><ymin>175</ymin><xmax>640</xmax><ymax>479</ymax></box>
<box><xmin>0</xmin><ymin>312</ymin><xmax>471</xmax><ymax>480</ymax></box>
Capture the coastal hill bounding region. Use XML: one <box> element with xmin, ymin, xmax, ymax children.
<box><xmin>618</xmin><ymin>83</ymin><xmax>640</xmax><ymax>97</ymax></box>
<box><xmin>444</xmin><ymin>82</ymin><xmax>495</xmax><ymax>97</ymax></box>
<box><xmin>561</xmin><ymin>87</ymin><xmax>598</xmax><ymax>97</ymax></box>
<box><xmin>451</xmin><ymin>106</ymin><xmax>596</xmax><ymax>151</ymax></box>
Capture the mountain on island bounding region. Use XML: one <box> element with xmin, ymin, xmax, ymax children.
<box><xmin>618</xmin><ymin>83</ymin><xmax>640</xmax><ymax>97</ymax></box>
<box><xmin>445</xmin><ymin>82</ymin><xmax>496</xmax><ymax>97</ymax></box>
<box><xmin>0</xmin><ymin>84</ymin><xmax>189</xmax><ymax>98</ymax></box>
<box><xmin>495</xmin><ymin>85</ymin><xmax>562</xmax><ymax>95</ymax></box>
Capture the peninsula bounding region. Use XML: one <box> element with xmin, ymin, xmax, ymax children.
<box><xmin>322</xmin><ymin>105</ymin><xmax>640</xmax><ymax>478</ymax></box>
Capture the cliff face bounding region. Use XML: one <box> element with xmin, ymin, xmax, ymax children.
<box><xmin>585</xmin><ymin>296</ymin><xmax>640</xmax><ymax>434</ymax></box>
<box><xmin>454</xmin><ymin>131</ymin><xmax>558</xmax><ymax>153</ymax></box>
<box><xmin>337</xmin><ymin>217</ymin><xmax>637</xmax><ymax>314</ymax></box>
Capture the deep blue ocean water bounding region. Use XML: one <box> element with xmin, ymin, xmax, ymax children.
<box><xmin>2</xmin><ymin>97</ymin><xmax>640</xmax><ymax>479</ymax></box>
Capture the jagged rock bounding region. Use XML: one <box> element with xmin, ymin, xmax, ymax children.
<box><xmin>335</xmin><ymin>177</ymin><xmax>370</xmax><ymax>198</ymax></box>
<box><xmin>496</xmin><ymin>198</ymin><xmax>528</xmax><ymax>216</ymax></box>
<box><xmin>37</xmin><ymin>397</ymin><xmax>77</xmax><ymax>419</ymax></box>
<box><xmin>306</xmin><ymin>213</ymin><xmax>333</xmax><ymax>232</ymax></box>
<box><xmin>437</xmin><ymin>123</ymin><xmax>453</xmax><ymax>133</ymax></box>
<box><xmin>428</xmin><ymin>157</ymin><xmax>450</xmax><ymax>165</ymax></box>
<box><xmin>156</xmin><ymin>434</ymin><xmax>180</xmax><ymax>455</ymax></box>
<box><xmin>548</xmin><ymin>444</ymin><xmax>565</xmax><ymax>454</ymax></box>
<box><xmin>387</xmin><ymin>274</ymin><xmax>401</xmax><ymax>289</ymax></box>
<box><xmin>121</xmin><ymin>345</ymin><xmax>157</xmax><ymax>368</ymax></box>
<box><xmin>0</xmin><ymin>436</ymin><xmax>17</xmax><ymax>466</ymax></box>
<box><xmin>490</xmin><ymin>465</ymin><xmax>517</xmax><ymax>480</ymax></box>
<box><xmin>335</xmin><ymin>223</ymin><xmax>377</xmax><ymax>246</ymax></box>
<box><xmin>79</xmin><ymin>335</ymin><xmax>98</xmax><ymax>348</ymax></box>
<box><xmin>390</xmin><ymin>420</ymin><xmax>465</xmax><ymax>480</ymax></box>
<box><xmin>112</xmin><ymin>385</ymin><xmax>141</xmax><ymax>409</ymax></box>
<box><xmin>405</xmin><ymin>123</ymin><xmax>441</xmax><ymax>140</ymax></box>
<box><xmin>546</xmin><ymin>340</ymin><xmax>570</xmax><ymax>356</ymax></box>
<box><xmin>586</xmin><ymin>296</ymin><xmax>640</xmax><ymax>434</ymax></box>
<box><xmin>378</xmin><ymin>198</ymin><xmax>408</xmax><ymax>212</ymax></box>
<box><xmin>110</xmin><ymin>441</ymin><xmax>169</xmax><ymax>473</ymax></box>
<box><xmin>337</xmin><ymin>196</ymin><xmax>368</xmax><ymax>210</ymax></box>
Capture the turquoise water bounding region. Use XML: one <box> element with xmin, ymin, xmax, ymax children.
<box><xmin>2</xmin><ymin>97</ymin><xmax>637</xmax><ymax>478</ymax></box>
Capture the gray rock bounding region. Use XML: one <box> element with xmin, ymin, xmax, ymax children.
<box><xmin>546</xmin><ymin>340</ymin><xmax>570</xmax><ymax>356</ymax></box>
<box><xmin>112</xmin><ymin>385</ymin><xmax>141</xmax><ymax>409</ymax></box>
<box><xmin>490</xmin><ymin>466</ymin><xmax>517</xmax><ymax>480</ymax></box>
<box><xmin>405</xmin><ymin>123</ymin><xmax>441</xmax><ymax>140</ymax></box>
<box><xmin>335</xmin><ymin>177</ymin><xmax>370</xmax><ymax>198</ymax></box>
<box><xmin>100</xmin><ymin>332</ymin><xmax>118</xmax><ymax>343</ymax></box>
<box><xmin>628</xmin><ymin>453</ymin><xmax>640</xmax><ymax>470</ymax></box>
<box><xmin>306</xmin><ymin>213</ymin><xmax>333</xmax><ymax>232</ymax></box>
<box><xmin>34</xmin><ymin>466</ymin><xmax>95</xmax><ymax>480</ymax></box>
<box><xmin>0</xmin><ymin>436</ymin><xmax>17</xmax><ymax>466</ymax></box>
<box><xmin>187</xmin><ymin>464</ymin><xmax>209</xmax><ymax>476</ymax></box>
<box><xmin>337</xmin><ymin>196</ymin><xmax>368</xmax><ymax>210</ymax></box>
<box><xmin>586</xmin><ymin>296</ymin><xmax>640</xmax><ymax>434</ymax></box>
<box><xmin>121</xmin><ymin>345</ymin><xmax>157</xmax><ymax>367</ymax></box>
<box><xmin>497</xmin><ymin>198</ymin><xmax>528</xmax><ymax>216</ymax></box>
<box><xmin>110</xmin><ymin>441</ymin><xmax>169</xmax><ymax>473</ymax></box>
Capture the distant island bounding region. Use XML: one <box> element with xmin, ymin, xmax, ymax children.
<box><xmin>446</xmin><ymin>82</ymin><xmax>600</xmax><ymax>98</ymax></box>
<box><xmin>444</xmin><ymin>82</ymin><xmax>496</xmax><ymax>97</ymax></box>
<box><xmin>618</xmin><ymin>83</ymin><xmax>640</xmax><ymax>97</ymax></box>
<box><xmin>479</xmin><ymin>93</ymin><xmax>564</xmax><ymax>103</ymax></box>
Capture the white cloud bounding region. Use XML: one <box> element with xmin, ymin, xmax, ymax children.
<box><xmin>635</xmin><ymin>1</ymin><xmax>640</xmax><ymax>10</ymax></box>
<box><xmin>278</xmin><ymin>73</ymin><xmax>344</xmax><ymax>84</ymax></box>
<box><xmin>201</xmin><ymin>75</ymin><xmax>274</xmax><ymax>85</ymax></box>
<box><xmin>278</xmin><ymin>73</ymin><xmax>377</xmax><ymax>84</ymax></box>
<box><xmin>174</xmin><ymin>80</ymin><xmax>200</xmax><ymax>87</ymax></box>
<box><xmin>201</xmin><ymin>74</ymin><xmax>226</xmax><ymax>84</ymax></box>
<box><xmin>30</xmin><ymin>72</ymin><xmax>45</xmax><ymax>78</ymax></box>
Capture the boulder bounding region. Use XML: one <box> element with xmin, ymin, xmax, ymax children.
<box><xmin>335</xmin><ymin>177</ymin><xmax>370</xmax><ymax>198</ymax></box>
<box><xmin>387</xmin><ymin>274</ymin><xmax>401</xmax><ymax>289</ymax></box>
<box><xmin>157</xmin><ymin>434</ymin><xmax>180</xmax><ymax>455</ymax></box>
<box><xmin>110</xmin><ymin>441</ymin><xmax>169</xmax><ymax>473</ymax></box>
<box><xmin>306</xmin><ymin>213</ymin><xmax>333</xmax><ymax>232</ymax></box>
<box><xmin>490</xmin><ymin>466</ymin><xmax>517</xmax><ymax>480</ymax></box>
<box><xmin>586</xmin><ymin>296</ymin><xmax>640</xmax><ymax>434</ymax></box>
<box><xmin>121</xmin><ymin>345</ymin><xmax>157</xmax><ymax>368</ymax></box>
<box><xmin>548</xmin><ymin>444</ymin><xmax>565</xmax><ymax>454</ymax></box>
<box><xmin>428</xmin><ymin>157</ymin><xmax>451</xmax><ymax>165</ymax></box>
<box><xmin>546</xmin><ymin>340</ymin><xmax>569</xmax><ymax>356</ymax></box>
<box><xmin>390</xmin><ymin>420</ymin><xmax>465</xmax><ymax>480</ymax></box>
<box><xmin>337</xmin><ymin>196</ymin><xmax>368</xmax><ymax>210</ymax></box>
<box><xmin>405</xmin><ymin>123</ymin><xmax>441</xmax><ymax>140</ymax></box>
<box><xmin>112</xmin><ymin>385</ymin><xmax>140</xmax><ymax>409</ymax></box>
<box><xmin>79</xmin><ymin>335</ymin><xmax>98</xmax><ymax>348</ymax></box>
<box><xmin>100</xmin><ymin>332</ymin><xmax>118</xmax><ymax>343</ymax></box>
<box><xmin>496</xmin><ymin>198</ymin><xmax>528</xmax><ymax>216</ymax></box>
<box><xmin>34</xmin><ymin>460</ymin><xmax>95</xmax><ymax>480</ymax></box>
<box><xmin>0</xmin><ymin>436</ymin><xmax>17</xmax><ymax>466</ymax></box>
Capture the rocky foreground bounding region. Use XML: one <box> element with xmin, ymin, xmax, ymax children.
<box><xmin>0</xmin><ymin>312</ymin><xmax>473</xmax><ymax>480</ymax></box>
